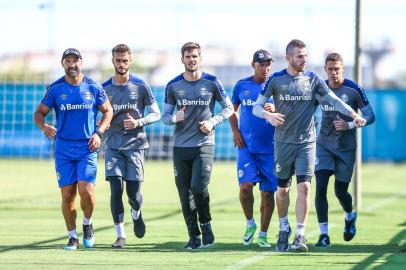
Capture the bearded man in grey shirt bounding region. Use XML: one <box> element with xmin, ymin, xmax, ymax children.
<box><xmin>253</xmin><ymin>39</ymin><xmax>366</xmax><ymax>252</ymax></box>
<box><xmin>102</xmin><ymin>44</ymin><xmax>161</xmax><ymax>248</ymax></box>
<box><xmin>163</xmin><ymin>42</ymin><xmax>233</xmax><ymax>250</ymax></box>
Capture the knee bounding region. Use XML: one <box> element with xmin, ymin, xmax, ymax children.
<box><xmin>191</xmin><ymin>185</ymin><xmax>207</xmax><ymax>198</ymax></box>
<box><xmin>297</xmin><ymin>182</ymin><xmax>310</xmax><ymax>197</ymax></box>
<box><xmin>61</xmin><ymin>191</ymin><xmax>75</xmax><ymax>204</ymax></box>
<box><xmin>262</xmin><ymin>191</ymin><xmax>274</xmax><ymax>201</ymax></box>
<box><xmin>334</xmin><ymin>186</ymin><xmax>345</xmax><ymax>199</ymax></box>
<box><xmin>277</xmin><ymin>187</ymin><xmax>290</xmax><ymax>199</ymax></box>
<box><xmin>261</xmin><ymin>191</ymin><xmax>275</xmax><ymax>205</ymax></box>
<box><xmin>240</xmin><ymin>183</ymin><xmax>254</xmax><ymax>197</ymax></box>
<box><xmin>316</xmin><ymin>181</ymin><xmax>328</xmax><ymax>195</ymax></box>
<box><xmin>78</xmin><ymin>185</ymin><xmax>94</xmax><ymax>200</ymax></box>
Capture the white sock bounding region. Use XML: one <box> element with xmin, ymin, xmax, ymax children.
<box><xmin>246</xmin><ymin>218</ymin><xmax>256</xmax><ymax>228</ymax></box>
<box><xmin>345</xmin><ymin>211</ymin><xmax>355</xmax><ymax>221</ymax></box>
<box><xmin>319</xmin><ymin>222</ymin><xmax>328</xmax><ymax>235</ymax></box>
<box><xmin>258</xmin><ymin>231</ymin><xmax>267</xmax><ymax>238</ymax></box>
<box><xmin>296</xmin><ymin>223</ymin><xmax>306</xmax><ymax>236</ymax></box>
<box><xmin>83</xmin><ymin>218</ymin><xmax>92</xmax><ymax>225</ymax></box>
<box><xmin>68</xmin><ymin>229</ymin><xmax>78</xmax><ymax>239</ymax></box>
<box><xmin>131</xmin><ymin>208</ymin><xmax>141</xmax><ymax>220</ymax></box>
<box><xmin>279</xmin><ymin>216</ymin><xmax>290</xmax><ymax>232</ymax></box>
<box><xmin>115</xmin><ymin>223</ymin><xmax>126</xmax><ymax>239</ymax></box>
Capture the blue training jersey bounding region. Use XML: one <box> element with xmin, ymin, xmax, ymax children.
<box><xmin>41</xmin><ymin>76</ymin><xmax>107</xmax><ymax>141</ymax></box>
<box><xmin>232</xmin><ymin>76</ymin><xmax>275</xmax><ymax>154</ymax></box>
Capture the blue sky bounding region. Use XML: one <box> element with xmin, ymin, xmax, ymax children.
<box><xmin>0</xmin><ymin>0</ymin><xmax>404</xmax><ymax>80</ymax></box>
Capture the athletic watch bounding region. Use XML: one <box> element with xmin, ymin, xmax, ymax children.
<box><xmin>95</xmin><ymin>130</ymin><xmax>104</xmax><ymax>139</ymax></box>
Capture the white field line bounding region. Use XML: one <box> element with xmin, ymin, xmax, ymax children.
<box><xmin>363</xmin><ymin>191</ymin><xmax>406</xmax><ymax>212</ymax></box>
<box><xmin>225</xmin><ymin>224</ymin><xmax>337</xmax><ymax>270</ymax></box>
<box><xmin>226</xmin><ymin>191</ymin><xmax>405</xmax><ymax>270</ymax></box>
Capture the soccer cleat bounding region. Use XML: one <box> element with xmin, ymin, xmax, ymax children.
<box><xmin>82</xmin><ymin>224</ymin><xmax>95</xmax><ymax>248</ymax></box>
<box><xmin>64</xmin><ymin>237</ymin><xmax>79</xmax><ymax>250</ymax></box>
<box><xmin>184</xmin><ymin>236</ymin><xmax>202</xmax><ymax>250</ymax></box>
<box><xmin>200</xmin><ymin>222</ymin><xmax>215</xmax><ymax>247</ymax></box>
<box><xmin>111</xmin><ymin>237</ymin><xmax>126</xmax><ymax>248</ymax></box>
<box><xmin>291</xmin><ymin>234</ymin><xmax>308</xmax><ymax>252</ymax></box>
<box><xmin>257</xmin><ymin>236</ymin><xmax>271</xmax><ymax>248</ymax></box>
<box><xmin>242</xmin><ymin>225</ymin><xmax>257</xmax><ymax>246</ymax></box>
<box><xmin>343</xmin><ymin>212</ymin><xmax>357</xmax><ymax>241</ymax></box>
<box><xmin>132</xmin><ymin>209</ymin><xmax>146</xmax><ymax>238</ymax></box>
<box><xmin>314</xmin><ymin>234</ymin><xmax>330</xmax><ymax>247</ymax></box>
<box><xmin>276</xmin><ymin>226</ymin><xmax>291</xmax><ymax>252</ymax></box>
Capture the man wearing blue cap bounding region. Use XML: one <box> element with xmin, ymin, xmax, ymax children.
<box><xmin>34</xmin><ymin>48</ymin><xmax>113</xmax><ymax>250</ymax></box>
<box><xmin>229</xmin><ymin>49</ymin><xmax>277</xmax><ymax>248</ymax></box>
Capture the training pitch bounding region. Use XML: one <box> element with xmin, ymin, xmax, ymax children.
<box><xmin>0</xmin><ymin>159</ymin><xmax>405</xmax><ymax>270</ymax></box>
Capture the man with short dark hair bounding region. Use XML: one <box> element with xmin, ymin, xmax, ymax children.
<box><xmin>229</xmin><ymin>49</ymin><xmax>277</xmax><ymax>248</ymax></box>
<box><xmin>34</xmin><ymin>48</ymin><xmax>113</xmax><ymax>250</ymax></box>
<box><xmin>163</xmin><ymin>41</ymin><xmax>233</xmax><ymax>250</ymax></box>
<box><xmin>102</xmin><ymin>44</ymin><xmax>161</xmax><ymax>248</ymax></box>
<box><xmin>253</xmin><ymin>39</ymin><xmax>366</xmax><ymax>252</ymax></box>
<box><xmin>314</xmin><ymin>52</ymin><xmax>375</xmax><ymax>247</ymax></box>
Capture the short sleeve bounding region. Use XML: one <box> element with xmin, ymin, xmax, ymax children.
<box><xmin>41</xmin><ymin>85</ymin><xmax>55</xmax><ymax>109</ymax></box>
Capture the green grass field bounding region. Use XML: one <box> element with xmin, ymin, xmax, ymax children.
<box><xmin>0</xmin><ymin>159</ymin><xmax>405</xmax><ymax>270</ymax></box>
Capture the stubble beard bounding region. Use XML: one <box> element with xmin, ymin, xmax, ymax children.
<box><xmin>115</xmin><ymin>67</ymin><xmax>128</xmax><ymax>76</ymax></box>
<box><xmin>66</xmin><ymin>68</ymin><xmax>79</xmax><ymax>78</ymax></box>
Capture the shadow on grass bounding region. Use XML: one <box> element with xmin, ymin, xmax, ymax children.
<box><xmin>351</xmin><ymin>220</ymin><xmax>406</xmax><ymax>270</ymax></box>
<box><xmin>0</xmin><ymin>209</ymin><xmax>181</xmax><ymax>253</ymax></box>
<box><xmin>0</xmin><ymin>197</ymin><xmax>237</xmax><ymax>253</ymax></box>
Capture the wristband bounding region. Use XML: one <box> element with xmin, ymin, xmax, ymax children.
<box><xmin>348</xmin><ymin>121</ymin><xmax>355</xmax><ymax>129</ymax></box>
<box><xmin>95</xmin><ymin>130</ymin><xmax>104</xmax><ymax>139</ymax></box>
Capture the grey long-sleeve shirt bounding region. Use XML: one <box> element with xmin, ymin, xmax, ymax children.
<box><xmin>316</xmin><ymin>79</ymin><xmax>375</xmax><ymax>150</ymax></box>
<box><xmin>253</xmin><ymin>69</ymin><xmax>355</xmax><ymax>144</ymax></box>
<box><xmin>102</xmin><ymin>74</ymin><xmax>161</xmax><ymax>150</ymax></box>
<box><xmin>163</xmin><ymin>72</ymin><xmax>233</xmax><ymax>147</ymax></box>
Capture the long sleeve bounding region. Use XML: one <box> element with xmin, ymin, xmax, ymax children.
<box><xmin>162</xmin><ymin>103</ymin><xmax>177</xmax><ymax>126</ymax></box>
<box><xmin>207</xmin><ymin>97</ymin><xmax>233</xmax><ymax>127</ymax></box>
<box><xmin>138</xmin><ymin>101</ymin><xmax>161</xmax><ymax>127</ymax></box>
<box><xmin>253</xmin><ymin>94</ymin><xmax>268</xmax><ymax>119</ymax></box>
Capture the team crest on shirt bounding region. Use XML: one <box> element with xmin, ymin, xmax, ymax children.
<box><xmin>238</xmin><ymin>169</ymin><xmax>244</xmax><ymax>178</ymax></box>
<box><xmin>340</xmin><ymin>94</ymin><xmax>349</xmax><ymax>103</ymax></box>
<box><xmin>83</xmin><ymin>92</ymin><xmax>93</xmax><ymax>100</ymax></box>
<box><xmin>299</xmin><ymin>78</ymin><xmax>311</xmax><ymax>93</ymax></box>
<box><xmin>199</xmin><ymin>86</ymin><xmax>209</xmax><ymax>96</ymax></box>
<box><xmin>275</xmin><ymin>162</ymin><xmax>281</xmax><ymax>173</ymax></box>
<box><xmin>60</xmin><ymin>94</ymin><xmax>68</xmax><ymax>100</ymax></box>
<box><xmin>129</xmin><ymin>88</ymin><xmax>138</xmax><ymax>100</ymax></box>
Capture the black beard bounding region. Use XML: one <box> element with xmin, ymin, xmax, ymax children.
<box><xmin>115</xmin><ymin>67</ymin><xmax>128</xmax><ymax>75</ymax></box>
<box><xmin>66</xmin><ymin>68</ymin><xmax>78</xmax><ymax>78</ymax></box>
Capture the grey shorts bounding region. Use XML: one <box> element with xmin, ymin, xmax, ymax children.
<box><xmin>105</xmin><ymin>148</ymin><xmax>146</xmax><ymax>181</ymax></box>
<box><xmin>315</xmin><ymin>143</ymin><xmax>356</xmax><ymax>182</ymax></box>
<box><xmin>274</xmin><ymin>141</ymin><xmax>315</xmax><ymax>179</ymax></box>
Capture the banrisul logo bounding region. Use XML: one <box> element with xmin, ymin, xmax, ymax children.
<box><xmin>60</xmin><ymin>103</ymin><xmax>92</xmax><ymax>111</ymax></box>
<box><xmin>279</xmin><ymin>94</ymin><xmax>311</xmax><ymax>101</ymax></box>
